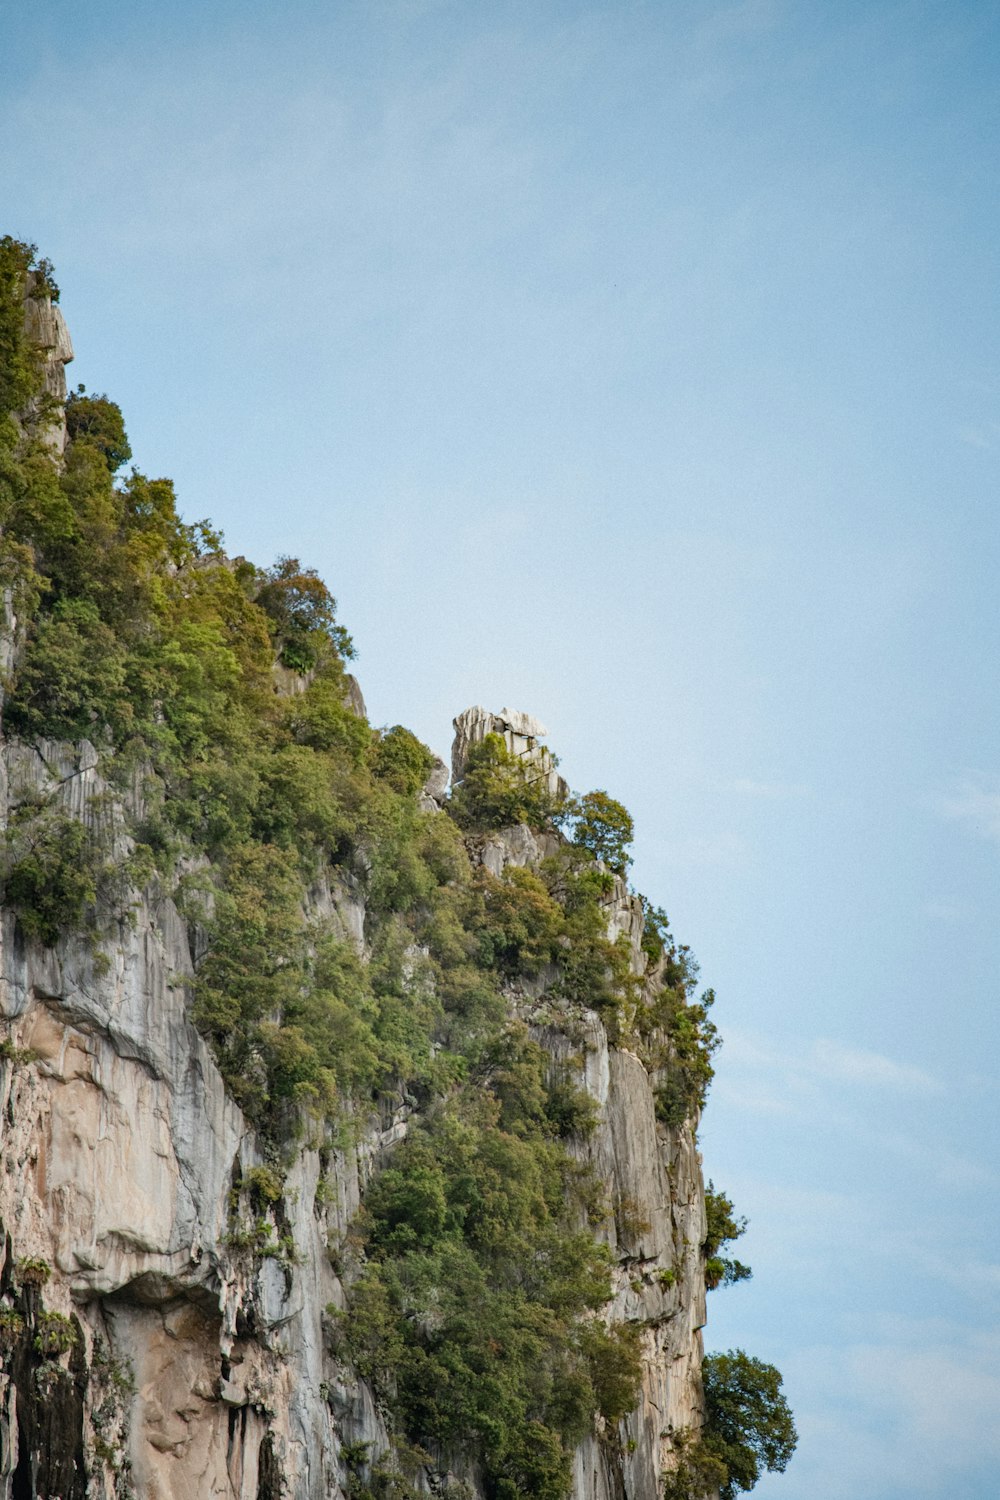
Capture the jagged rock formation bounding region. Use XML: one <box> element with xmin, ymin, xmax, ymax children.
<box><xmin>451</xmin><ymin>707</ymin><xmax>569</xmax><ymax>804</ymax></box>
<box><xmin>0</xmin><ymin>273</ymin><xmax>714</xmax><ymax>1500</ymax></box>
<box><xmin>19</xmin><ymin>271</ymin><xmax>74</xmax><ymax>456</ymax></box>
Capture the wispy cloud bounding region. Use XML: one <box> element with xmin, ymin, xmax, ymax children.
<box><xmin>760</xmin><ymin>1321</ymin><xmax>1000</xmax><ymax>1500</ymax></box>
<box><xmin>660</xmin><ymin>831</ymin><xmax>747</xmax><ymax>870</ymax></box>
<box><xmin>930</xmin><ymin>772</ymin><xmax>1000</xmax><ymax>844</ymax></box>
<box><xmin>721</xmin><ymin>1029</ymin><xmax>941</xmax><ymax>1098</ymax></box>
<box><xmin>956</xmin><ymin>419</ymin><xmax>1000</xmax><ymax>450</ymax></box>
<box><xmin>810</xmin><ymin>1039</ymin><xmax>941</xmax><ymax>1094</ymax></box>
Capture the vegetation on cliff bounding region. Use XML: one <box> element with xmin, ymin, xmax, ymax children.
<box><xmin>0</xmin><ymin>237</ymin><xmax>795</xmax><ymax>1500</ymax></box>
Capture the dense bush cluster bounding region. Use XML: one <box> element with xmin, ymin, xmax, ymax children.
<box><xmin>338</xmin><ymin>1093</ymin><xmax>641</xmax><ymax>1500</ymax></box>
<box><xmin>0</xmin><ymin>240</ymin><xmax>793</xmax><ymax>1498</ymax></box>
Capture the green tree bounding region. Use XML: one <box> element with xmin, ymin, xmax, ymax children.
<box><xmin>569</xmin><ymin>790</ymin><xmax>634</xmax><ymax>874</ymax></box>
<box><xmin>4</xmin><ymin>598</ymin><xmax>132</xmax><ymax>740</ymax></box>
<box><xmin>371</xmin><ymin>726</ymin><xmax>434</xmax><ymax>795</ymax></box>
<box><xmin>257</xmin><ymin>554</ymin><xmax>354</xmax><ymax>670</ymax></box>
<box><xmin>702</xmin><ymin>1350</ymin><xmax>797</xmax><ymax>1499</ymax></box>
<box><xmin>66</xmin><ymin>388</ymin><xmax>132</xmax><ymax>471</ymax></box>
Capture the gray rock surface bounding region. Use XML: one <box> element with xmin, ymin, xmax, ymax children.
<box><xmin>20</xmin><ymin>272</ymin><xmax>74</xmax><ymax>455</ymax></box>
<box><xmin>451</xmin><ymin>705</ymin><xmax>569</xmax><ymax>802</ymax></box>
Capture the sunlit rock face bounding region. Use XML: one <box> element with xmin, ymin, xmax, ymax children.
<box><xmin>20</xmin><ymin>271</ymin><xmax>74</xmax><ymax>456</ymax></box>
<box><xmin>0</xmin><ymin>287</ymin><xmax>709</xmax><ymax>1500</ymax></box>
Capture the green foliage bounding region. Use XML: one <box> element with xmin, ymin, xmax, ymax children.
<box><xmin>449</xmin><ymin>733</ymin><xmax>564</xmax><ymax>832</ymax></box>
<box><xmin>1</xmin><ymin>797</ymin><xmax>112</xmax><ymax>946</ymax></box>
<box><xmin>568</xmin><ymin>790</ymin><xmax>634</xmax><ymax>875</ymax></box>
<box><xmin>13</xmin><ymin>1256</ymin><xmax>51</xmax><ymax>1287</ymax></box>
<box><xmin>4</xmin><ymin>598</ymin><xmax>131</xmax><ymax>741</ymax></box>
<box><xmin>0</xmin><ymin>1036</ymin><xmax>37</xmax><ymax>1066</ymax></box>
<box><xmin>474</xmin><ymin>866</ymin><xmax>561</xmax><ymax>977</ymax></box>
<box><xmin>701</xmin><ymin>1351</ymin><xmax>797</xmax><ymax>1499</ymax></box>
<box><xmin>0</xmin><ymin>1309</ymin><xmax>25</xmax><ymax>1348</ymax></box>
<box><xmin>257</xmin><ymin>554</ymin><xmax>355</xmax><ymax>670</ymax></box>
<box><xmin>0</xmin><ymin>237</ymin><xmax>46</xmax><ymax>425</ymax></box>
<box><xmin>703</xmin><ymin>1184</ymin><xmax>752</xmax><ymax>1291</ymax></box>
<box><xmin>33</xmin><ymin>1310</ymin><xmax>78</xmax><ymax>1355</ymax></box>
<box><xmin>661</xmin><ymin>1437</ymin><xmax>729</xmax><ymax>1500</ymax></box>
<box><xmin>650</xmin><ymin>987</ymin><xmax>720</xmax><ymax>1128</ymax></box>
<box><xmin>543</xmin><ymin>1073</ymin><xmax>599</xmax><ymax>1140</ymax></box>
<box><xmin>538</xmin><ymin>850</ymin><xmax>640</xmax><ymax>1033</ymax></box>
<box><xmin>371</xmin><ymin>726</ymin><xmax>434</xmax><ymax>795</ymax></box>
<box><xmin>66</xmin><ymin>388</ymin><xmax>132</xmax><ymax>471</ymax></box>
<box><xmin>244</xmin><ymin>1165</ymin><xmax>284</xmax><ymax>1206</ymax></box>
<box><xmin>640</xmin><ymin>901</ymin><xmax>672</xmax><ymax>965</ymax></box>
<box><xmin>341</xmin><ymin>1096</ymin><xmax>643</xmax><ymax>1498</ymax></box>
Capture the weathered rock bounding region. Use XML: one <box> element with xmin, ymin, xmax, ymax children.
<box><xmin>451</xmin><ymin>704</ymin><xmax>569</xmax><ymax>802</ymax></box>
<box><xmin>418</xmin><ymin>755</ymin><xmax>450</xmax><ymax>810</ymax></box>
<box><xmin>21</xmin><ymin>272</ymin><xmax>74</xmax><ymax>456</ymax></box>
<box><xmin>342</xmin><ymin>675</ymin><xmax>366</xmax><ymax>720</ymax></box>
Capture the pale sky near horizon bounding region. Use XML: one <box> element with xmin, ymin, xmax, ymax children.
<box><xmin>4</xmin><ymin>2</ymin><xmax>1000</xmax><ymax>1496</ymax></box>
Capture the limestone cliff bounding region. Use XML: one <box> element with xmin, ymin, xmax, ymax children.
<box><xmin>0</xmin><ymin>267</ymin><xmax>717</xmax><ymax>1500</ymax></box>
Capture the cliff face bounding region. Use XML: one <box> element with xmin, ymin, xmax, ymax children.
<box><xmin>0</xmin><ymin>278</ymin><xmax>710</xmax><ymax>1500</ymax></box>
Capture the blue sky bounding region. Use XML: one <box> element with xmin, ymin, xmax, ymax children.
<box><xmin>4</xmin><ymin>2</ymin><xmax>1000</xmax><ymax>1494</ymax></box>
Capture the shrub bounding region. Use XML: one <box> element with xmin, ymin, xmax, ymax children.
<box><xmin>244</xmin><ymin>1166</ymin><xmax>284</xmax><ymax>1207</ymax></box>
<box><xmin>662</xmin><ymin>1437</ymin><xmax>729</xmax><ymax>1500</ymax></box>
<box><xmin>543</xmin><ymin>1075</ymin><xmax>599</xmax><ymax>1139</ymax></box>
<box><xmin>0</xmin><ymin>238</ymin><xmax>48</xmax><ymax>422</ymax></box>
<box><xmin>475</xmin><ymin>866</ymin><xmax>562</xmax><ymax>977</ymax></box>
<box><xmin>13</xmin><ymin>1256</ymin><xmax>51</xmax><ymax>1287</ymax></box>
<box><xmin>2</xmin><ymin>800</ymin><xmax>110</xmax><ymax>947</ymax></box>
<box><xmin>34</xmin><ymin>1310</ymin><xmax>78</xmax><ymax>1355</ymax></box>
<box><xmin>652</xmin><ymin>988</ymin><xmax>720</xmax><ymax>1127</ymax></box>
<box><xmin>5</xmin><ymin>598</ymin><xmax>132</xmax><ymax>741</ymax></box>
<box><xmin>703</xmin><ymin>1184</ymin><xmax>751</xmax><ymax>1291</ymax></box>
<box><xmin>0</xmin><ymin>1309</ymin><xmax>25</xmax><ymax>1348</ymax></box>
<box><xmin>371</xmin><ymin>726</ymin><xmax>435</xmax><ymax>796</ymax></box>
<box><xmin>449</xmin><ymin>733</ymin><xmax>563</xmax><ymax>832</ymax></box>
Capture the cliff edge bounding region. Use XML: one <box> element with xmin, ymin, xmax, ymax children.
<box><xmin>0</xmin><ymin>240</ymin><xmax>794</xmax><ymax>1500</ymax></box>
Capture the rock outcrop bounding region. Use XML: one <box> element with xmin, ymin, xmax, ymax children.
<box><xmin>451</xmin><ymin>706</ymin><xmax>569</xmax><ymax>803</ymax></box>
<box><xmin>19</xmin><ymin>273</ymin><xmax>74</xmax><ymax>456</ymax></box>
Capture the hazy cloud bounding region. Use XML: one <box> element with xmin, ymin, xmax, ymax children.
<box><xmin>956</xmin><ymin>420</ymin><xmax>1000</xmax><ymax>449</ymax></box>
<box><xmin>660</xmin><ymin>831</ymin><xmax>747</xmax><ymax>870</ymax></box>
<box><xmin>931</xmin><ymin>772</ymin><xmax>1000</xmax><ymax>843</ymax></box>
<box><xmin>810</xmin><ymin>1039</ymin><xmax>941</xmax><ymax>1094</ymax></box>
<box><xmin>721</xmin><ymin>1029</ymin><xmax>941</xmax><ymax>1099</ymax></box>
<box><xmin>759</xmin><ymin>1322</ymin><xmax>1000</xmax><ymax>1500</ymax></box>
